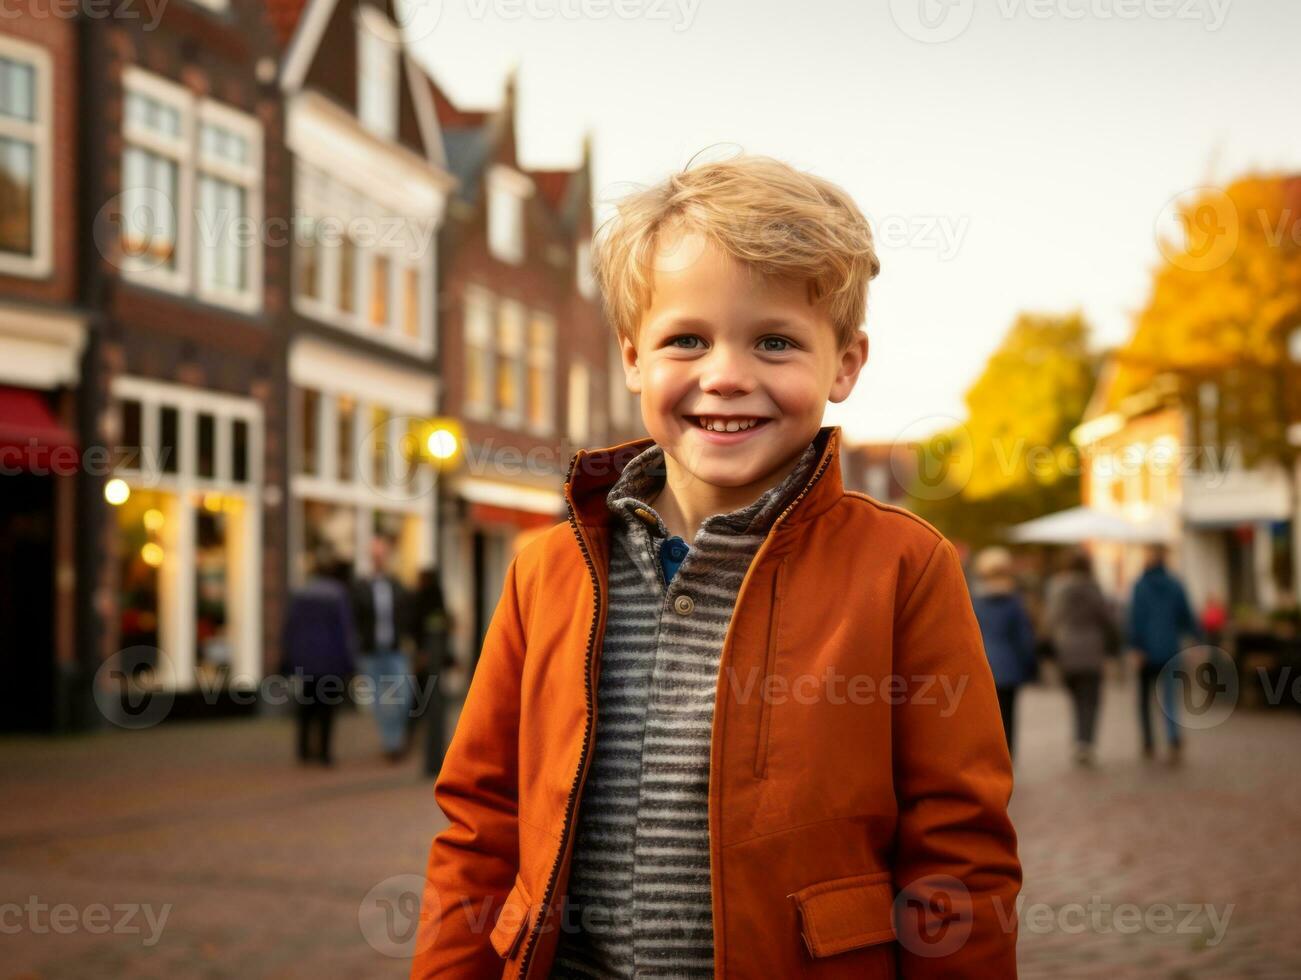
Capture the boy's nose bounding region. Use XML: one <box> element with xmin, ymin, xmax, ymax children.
<box><xmin>698</xmin><ymin>349</ymin><xmax>755</xmax><ymax>397</ymax></box>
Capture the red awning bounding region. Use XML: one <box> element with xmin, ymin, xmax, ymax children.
<box><xmin>0</xmin><ymin>385</ymin><xmax>78</xmax><ymax>474</ymax></box>
<box><xmin>469</xmin><ymin>501</ymin><xmax>560</xmax><ymax>532</ymax></box>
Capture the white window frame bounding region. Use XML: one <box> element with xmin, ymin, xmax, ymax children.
<box><xmin>120</xmin><ymin>67</ymin><xmax>262</xmax><ymax>313</ymax></box>
<box><xmin>195</xmin><ymin>99</ymin><xmax>264</xmax><ymax>312</ymax></box>
<box><xmin>109</xmin><ymin>376</ymin><xmax>264</xmax><ymax>693</ymax></box>
<box><xmin>356</xmin><ymin>6</ymin><xmax>400</xmax><ymax>142</ymax></box>
<box><xmin>121</xmin><ymin>67</ymin><xmax>193</xmax><ymax>295</ymax></box>
<box><xmin>0</xmin><ymin>35</ymin><xmax>53</xmax><ymax>278</ymax></box>
<box><xmin>608</xmin><ymin>339</ymin><xmax>628</xmax><ymax>430</ymax></box>
<box><xmin>487</xmin><ymin>164</ymin><xmax>531</xmax><ymax>265</ymax></box>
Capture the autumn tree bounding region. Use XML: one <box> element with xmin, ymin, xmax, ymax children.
<box><xmin>909</xmin><ymin>312</ymin><xmax>1100</xmax><ymax>549</ymax></box>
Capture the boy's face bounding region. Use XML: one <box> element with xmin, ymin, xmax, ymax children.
<box><xmin>619</xmin><ymin>228</ymin><xmax>868</xmax><ymax>494</ymax></box>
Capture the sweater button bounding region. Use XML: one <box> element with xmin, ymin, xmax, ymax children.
<box><xmin>673</xmin><ymin>594</ymin><xmax>695</xmax><ymax>615</ymax></box>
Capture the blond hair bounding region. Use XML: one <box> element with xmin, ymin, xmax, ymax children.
<box><xmin>591</xmin><ymin>151</ymin><xmax>881</xmax><ymax>350</ymax></box>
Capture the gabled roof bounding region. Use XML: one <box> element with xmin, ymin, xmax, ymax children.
<box><xmin>428</xmin><ymin>65</ymin><xmax>592</xmax><ymax>232</ymax></box>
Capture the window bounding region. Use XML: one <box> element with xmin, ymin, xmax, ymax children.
<box><xmin>357</xmin><ymin>10</ymin><xmax>399</xmax><ymax>141</ymax></box>
<box><xmin>298</xmin><ymin>387</ymin><xmax>320</xmax><ymax>476</ymax></box>
<box><xmin>487</xmin><ymin>166</ymin><xmax>529</xmax><ymax>264</ymax></box>
<box><xmin>402</xmin><ymin>266</ymin><xmax>420</xmax><ymax>338</ymax></box>
<box><xmin>464</xmin><ymin>286</ymin><xmax>494</xmax><ymax>419</ymax></box>
<box><xmin>336</xmin><ymin>395</ymin><xmax>355</xmax><ymax>482</ymax></box>
<box><xmin>568</xmin><ymin>361</ymin><xmax>590</xmax><ymax>444</ymax></box>
<box><xmin>121</xmin><ymin>68</ymin><xmax>262</xmax><ymax>311</ymax></box>
<box><xmin>298</xmin><ymin>217</ymin><xmax>321</xmax><ymax>301</ymax></box>
<box><xmin>576</xmin><ymin>239</ymin><xmax>596</xmax><ymax>299</ymax></box>
<box><xmin>196</xmin><ymin>105</ymin><xmax>260</xmax><ymax>304</ymax></box>
<box><xmin>369</xmin><ymin>252</ymin><xmax>390</xmax><ymax>328</ymax></box>
<box><xmin>0</xmin><ymin>42</ymin><xmax>50</xmax><ymax>276</ymax></box>
<box><xmin>122</xmin><ymin>83</ymin><xmax>185</xmax><ymax>280</ymax></box>
<box><xmin>291</xmin><ymin>160</ymin><xmax>433</xmax><ymax>351</ymax></box>
<box><xmin>338</xmin><ymin>234</ymin><xmax>357</xmax><ymax>315</ymax></box>
<box><xmin>370</xmin><ymin>405</ymin><xmax>390</xmax><ymax>488</ymax></box>
<box><xmin>496</xmin><ymin>299</ymin><xmax>525</xmax><ymax>423</ymax></box>
<box><xmin>526</xmin><ymin>313</ymin><xmax>555</xmax><ymax>434</ymax></box>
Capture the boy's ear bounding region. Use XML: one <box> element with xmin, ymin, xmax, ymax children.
<box><xmin>619</xmin><ymin>333</ymin><xmax>643</xmax><ymax>394</ymax></box>
<box><xmin>828</xmin><ymin>330</ymin><xmax>869</xmax><ymax>404</ymax></box>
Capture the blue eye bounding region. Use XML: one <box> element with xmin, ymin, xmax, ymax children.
<box><xmin>760</xmin><ymin>336</ymin><xmax>793</xmax><ymax>352</ymax></box>
<box><xmin>668</xmin><ymin>336</ymin><xmax>703</xmax><ymax>349</ymax></box>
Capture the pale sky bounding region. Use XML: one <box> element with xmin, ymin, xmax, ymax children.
<box><xmin>407</xmin><ymin>0</ymin><xmax>1300</xmax><ymax>443</ymax></box>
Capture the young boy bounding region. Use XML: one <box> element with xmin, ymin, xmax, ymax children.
<box><xmin>411</xmin><ymin>154</ymin><xmax>1021</xmax><ymax>979</ymax></box>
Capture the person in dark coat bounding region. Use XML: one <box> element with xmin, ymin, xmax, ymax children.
<box><xmin>408</xmin><ymin>565</ymin><xmax>454</xmax><ymax>776</ymax></box>
<box><xmin>1043</xmin><ymin>548</ymin><xmax>1120</xmax><ymax>767</ymax></box>
<box><xmin>1127</xmin><ymin>544</ymin><xmax>1202</xmax><ymax>764</ymax></box>
<box><xmin>281</xmin><ymin>550</ymin><xmax>356</xmax><ymax>767</ymax></box>
<box><xmin>351</xmin><ymin>535</ymin><xmax>416</xmax><ymax>761</ymax></box>
<box><xmin>971</xmin><ymin>546</ymin><xmax>1037</xmax><ymax>761</ymax></box>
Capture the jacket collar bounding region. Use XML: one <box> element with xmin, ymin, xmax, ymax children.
<box><xmin>564</xmin><ymin>424</ymin><xmax>846</xmax><ymax>530</ymax></box>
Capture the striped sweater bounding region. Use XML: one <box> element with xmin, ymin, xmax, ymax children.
<box><xmin>550</xmin><ymin>439</ymin><xmax>819</xmax><ymax>979</ymax></box>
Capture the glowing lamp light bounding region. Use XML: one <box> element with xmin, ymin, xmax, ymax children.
<box><xmin>143</xmin><ymin>508</ymin><xmax>165</xmax><ymax>531</ymax></box>
<box><xmin>202</xmin><ymin>492</ymin><xmax>223</xmax><ymax>513</ymax></box>
<box><xmin>426</xmin><ymin>427</ymin><xmax>459</xmax><ymax>460</ymax></box>
<box><xmin>105</xmin><ymin>479</ymin><xmax>131</xmax><ymax>506</ymax></box>
<box><xmin>141</xmin><ymin>542</ymin><xmax>165</xmax><ymax>568</ymax></box>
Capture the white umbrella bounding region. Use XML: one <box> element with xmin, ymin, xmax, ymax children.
<box><xmin>1007</xmin><ymin>506</ymin><xmax>1174</xmax><ymax>545</ymax></box>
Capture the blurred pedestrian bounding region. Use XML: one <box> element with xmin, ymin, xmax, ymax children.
<box><xmin>1127</xmin><ymin>544</ymin><xmax>1202</xmax><ymax>764</ymax></box>
<box><xmin>352</xmin><ymin>536</ymin><xmax>415</xmax><ymax>762</ymax></box>
<box><xmin>1201</xmin><ymin>592</ymin><xmax>1228</xmax><ymax>649</ymax></box>
<box><xmin>1043</xmin><ymin>548</ymin><xmax>1119</xmax><ymax>768</ymax></box>
<box><xmin>281</xmin><ymin>548</ymin><xmax>356</xmax><ymax>767</ymax></box>
<box><xmin>972</xmin><ymin>546</ymin><xmax>1037</xmax><ymax>761</ymax></box>
<box><xmin>409</xmin><ymin>565</ymin><xmax>453</xmax><ymax>776</ymax></box>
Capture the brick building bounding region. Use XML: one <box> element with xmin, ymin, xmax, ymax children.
<box><xmin>431</xmin><ymin>69</ymin><xmax>642</xmax><ymax>659</ymax></box>
<box><xmin>78</xmin><ymin>0</ymin><xmax>287</xmax><ymax>719</ymax></box>
<box><xmin>0</xmin><ymin>1</ymin><xmax>83</xmax><ymax>730</ymax></box>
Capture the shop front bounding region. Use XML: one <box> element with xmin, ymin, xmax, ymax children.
<box><xmin>105</xmin><ymin>377</ymin><xmax>264</xmax><ymax>703</ymax></box>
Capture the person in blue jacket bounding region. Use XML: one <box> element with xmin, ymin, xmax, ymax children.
<box><xmin>971</xmin><ymin>546</ymin><xmax>1037</xmax><ymax>761</ymax></box>
<box><xmin>1127</xmin><ymin>544</ymin><xmax>1202</xmax><ymax>763</ymax></box>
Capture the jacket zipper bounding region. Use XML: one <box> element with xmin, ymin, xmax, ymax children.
<box><xmin>518</xmin><ymin>451</ymin><xmax>604</xmax><ymax>979</ymax></box>
<box><xmin>520</xmin><ymin>436</ymin><xmax>836</xmax><ymax>976</ymax></box>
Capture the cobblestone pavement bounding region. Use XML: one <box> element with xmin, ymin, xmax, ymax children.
<box><xmin>2</xmin><ymin>671</ymin><xmax>1299</xmax><ymax>978</ymax></box>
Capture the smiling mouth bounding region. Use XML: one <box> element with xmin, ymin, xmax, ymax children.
<box><xmin>684</xmin><ymin>415</ymin><xmax>773</xmax><ymax>433</ymax></box>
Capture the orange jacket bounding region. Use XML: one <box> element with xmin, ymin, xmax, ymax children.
<box><xmin>412</xmin><ymin>425</ymin><xmax>1021</xmax><ymax>978</ymax></box>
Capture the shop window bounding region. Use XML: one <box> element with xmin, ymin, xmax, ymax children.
<box><xmin>194</xmin><ymin>499</ymin><xmax>233</xmax><ymax>687</ymax></box>
<box><xmin>117</xmin><ymin>397</ymin><xmax>143</xmax><ymax>471</ymax></box>
<box><xmin>231</xmin><ymin>418</ymin><xmax>248</xmax><ymax>483</ymax></box>
<box><xmin>116</xmin><ymin>488</ymin><xmax>168</xmax><ymax>676</ymax></box>
<box><xmin>197</xmin><ymin>412</ymin><xmax>216</xmax><ymax>479</ymax></box>
<box><xmin>159</xmin><ymin>405</ymin><xmax>179</xmax><ymax>475</ymax></box>
<box><xmin>464</xmin><ymin>286</ymin><xmax>494</xmax><ymax>418</ymax></box>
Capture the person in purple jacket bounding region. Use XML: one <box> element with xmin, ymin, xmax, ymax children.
<box><xmin>971</xmin><ymin>546</ymin><xmax>1038</xmax><ymax>762</ymax></box>
<box><xmin>281</xmin><ymin>548</ymin><xmax>357</xmax><ymax>767</ymax></box>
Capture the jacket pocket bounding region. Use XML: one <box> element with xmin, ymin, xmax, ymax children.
<box><xmin>489</xmin><ymin>875</ymin><xmax>534</xmax><ymax>961</ymax></box>
<box><xmin>788</xmin><ymin>871</ymin><xmax>896</xmax><ymax>958</ymax></box>
<box><xmin>754</xmin><ymin>557</ymin><xmax>787</xmax><ymax>779</ymax></box>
